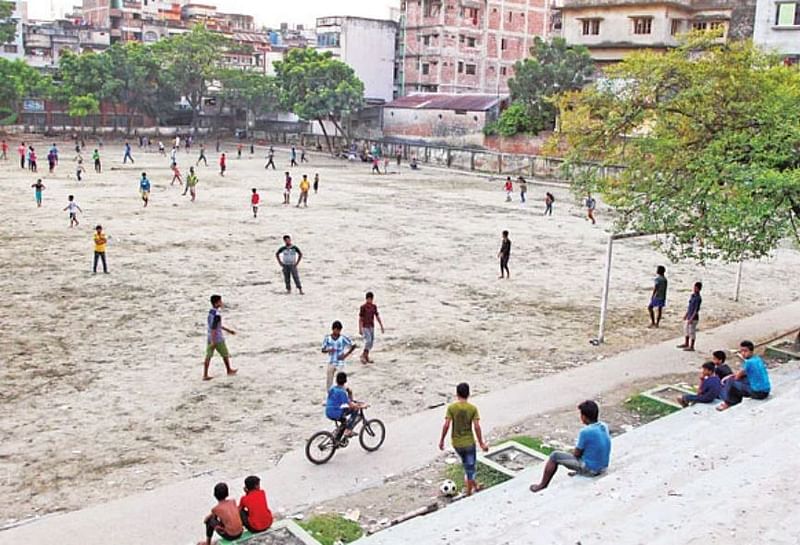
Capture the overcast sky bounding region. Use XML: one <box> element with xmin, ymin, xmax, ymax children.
<box><xmin>30</xmin><ymin>0</ymin><xmax>401</xmax><ymax>27</ymax></box>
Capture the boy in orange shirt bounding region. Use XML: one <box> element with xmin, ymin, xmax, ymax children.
<box><xmin>239</xmin><ymin>475</ymin><xmax>273</xmax><ymax>533</ymax></box>
<box><xmin>251</xmin><ymin>188</ymin><xmax>260</xmax><ymax>218</ymax></box>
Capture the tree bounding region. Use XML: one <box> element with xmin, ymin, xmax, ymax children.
<box><xmin>490</xmin><ymin>37</ymin><xmax>594</xmax><ymax>136</ymax></box>
<box><xmin>68</xmin><ymin>94</ymin><xmax>100</xmax><ymax>136</ymax></box>
<box><xmin>556</xmin><ymin>38</ymin><xmax>800</xmax><ymax>262</ymax></box>
<box><xmin>217</xmin><ymin>68</ymin><xmax>280</xmax><ymax>128</ymax></box>
<box><xmin>153</xmin><ymin>25</ymin><xmax>230</xmax><ymax>132</ymax></box>
<box><xmin>0</xmin><ymin>58</ymin><xmax>52</xmax><ymax>123</ymax></box>
<box><xmin>0</xmin><ymin>1</ymin><xmax>17</xmax><ymax>45</ymax></box>
<box><xmin>274</xmin><ymin>48</ymin><xmax>364</xmax><ymax>151</ymax></box>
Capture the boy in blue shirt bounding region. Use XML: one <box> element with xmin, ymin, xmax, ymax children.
<box><xmin>326</xmin><ymin>372</ymin><xmax>364</xmax><ymax>437</ymax></box>
<box><xmin>530</xmin><ymin>400</ymin><xmax>611</xmax><ymax>492</ymax></box>
<box><xmin>139</xmin><ymin>172</ymin><xmax>151</xmax><ymax>208</ymax></box>
<box><xmin>678</xmin><ymin>361</ymin><xmax>722</xmax><ymax>407</ymax></box>
<box><xmin>718</xmin><ymin>340</ymin><xmax>771</xmax><ymax>411</ymax></box>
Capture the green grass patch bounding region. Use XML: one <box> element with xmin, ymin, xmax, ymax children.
<box><xmin>507</xmin><ymin>435</ymin><xmax>555</xmax><ymax>456</ymax></box>
<box><xmin>444</xmin><ymin>460</ymin><xmax>512</xmax><ymax>492</ymax></box>
<box><xmin>624</xmin><ymin>395</ymin><xmax>680</xmax><ymax>419</ymax></box>
<box><xmin>298</xmin><ymin>514</ymin><xmax>363</xmax><ymax>545</ymax></box>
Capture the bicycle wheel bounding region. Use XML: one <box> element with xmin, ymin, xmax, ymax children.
<box><xmin>359</xmin><ymin>418</ymin><xmax>386</xmax><ymax>452</ymax></box>
<box><xmin>305</xmin><ymin>431</ymin><xmax>338</xmax><ymax>464</ymax></box>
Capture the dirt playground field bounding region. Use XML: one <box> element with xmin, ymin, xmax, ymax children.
<box><xmin>1</xmin><ymin>138</ymin><xmax>797</xmax><ymax>525</ymax></box>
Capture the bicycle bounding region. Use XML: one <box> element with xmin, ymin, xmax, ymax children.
<box><xmin>305</xmin><ymin>405</ymin><xmax>386</xmax><ymax>465</ymax></box>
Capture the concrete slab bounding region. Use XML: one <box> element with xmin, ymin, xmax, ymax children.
<box><xmin>479</xmin><ymin>441</ymin><xmax>548</xmax><ymax>477</ymax></box>
<box><xmin>2</xmin><ymin>301</ymin><xmax>797</xmax><ymax>545</ymax></box>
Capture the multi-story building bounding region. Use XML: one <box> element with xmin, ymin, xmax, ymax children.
<box><xmin>399</xmin><ymin>0</ymin><xmax>556</xmax><ymax>95</ymax></box>
<box><xmin>1</xmin><ymin>0</ymin><xmax>28</xmax><ymax>61</ymax></box>
<box><xmin>559</xmin><ymin>0</ymin><xmax>757</xmax><ymax>64</ymax></box>
<box><xmin>753</xmin><ymin>0</ymin><xmax>800</xmax><ymax>64</ymax></box>
<box><xmin>316</xmin><ymin>16</ymin><xmax>398</xmax><ymax>102</ymax></box>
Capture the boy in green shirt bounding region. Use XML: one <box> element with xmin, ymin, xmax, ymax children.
<box><xmin>438</xmin><ymin>382</ymin><xmax>489</xmax><ymax>496</ymax></box>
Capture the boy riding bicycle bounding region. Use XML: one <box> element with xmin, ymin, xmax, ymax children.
<box><xmin>326</xmin><ymin>372</ymin><xmax>366</xmax><ymax>437</ymax></box>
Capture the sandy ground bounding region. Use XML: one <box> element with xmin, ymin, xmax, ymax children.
<box><xmin>0</xmin><ymin>137</ymin><xmax>798</xmax><ymax>526</ymax></box>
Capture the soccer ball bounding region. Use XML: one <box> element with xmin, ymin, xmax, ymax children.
<box><xmin>439</xmin><ymin>479</ymin><xmax>458</xmax><ymax>497</ymax></box>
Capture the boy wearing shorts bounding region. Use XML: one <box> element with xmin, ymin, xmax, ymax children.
<box><xmin>251</xmin><ymin>188</ymin><xmax>260</xmax><ymax>218</ymax></box>
<box><xmin>648</xmin><ymin>265</ymin><xmax>668</xmax><ymax>328</ymax></box>
<box><xmin>203</xmin><ymin>294</ymin><xmax>238</xmax><ymax>380</ymax></box>
<box><xmin>359</xmin><ymin>291</ymin><xmax>385</xmax><ymax>364</ymax></box>
<box><xmin>321</xmin><ymin>320</ymin><xmax>356</xmax><ymax>391</ymax></box>
<box><xmin>439</xmin><ymin>382</ymin><xmax>488</xmax><ymax>496</ymax></box>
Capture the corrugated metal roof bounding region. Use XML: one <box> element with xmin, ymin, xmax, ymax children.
<box><xmin>385</xmin><ymin>93</ymin><xmax>507</xmax><ymax>111</ymax></box>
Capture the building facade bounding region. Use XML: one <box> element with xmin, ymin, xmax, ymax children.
<box><xmin>316</xmin><ymin>16</ymin><xmax>398</xmax><ymax>102</ymax></box>
<box><xmin>753</xmin><ymin>0</ymin><xmax>800</xmax><ymax>63</ymax></box>
<box><xmin>399</xmin><ymin>0</ymin><xmax>555</xmax><ymax>95</ymax></box>
<box><xmin>1</xmin><ymin>0</ymin><xmax>28</xmax><ymax>61</ymax></box>
<box><xmin>559</xmin><ymin>0</ymin><xmax>757</xmax><ymax>63</ymax></box>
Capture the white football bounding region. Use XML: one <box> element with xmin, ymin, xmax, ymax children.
<box><xmin>440</xmin><ymin>479</ymin><xmax>458</xmax><ymax>497</ymax></box>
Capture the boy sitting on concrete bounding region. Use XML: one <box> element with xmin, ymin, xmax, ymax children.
<box><xmin>679</xmin><ymin>362</ymin><xmax>722</xmax><ymax>407</ymax></box>
<box><xmin>239</xmin><ymin>475</ymin><xmax>273</xmax><ymax>534</ymax></box>
<box><xmin>199</xmin><ymin>483</ymin><xmax>243</xmax><ymax>545</ymax></box>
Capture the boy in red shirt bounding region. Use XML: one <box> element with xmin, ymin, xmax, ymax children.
<box><xmin>359</xmin><ymin>291</ymin><xmax>385</xmax><ymax>364</ymax></box>
<box><xmin>239</xmin><ymin>475</ymin><xmax>273</xmax><ymax>533</ymax></box>
<box><xmin>219</xmin><ymin>153</ymin><xmax>226</xmax><ymax>176</ymax></box>
<box><xmin>199</xmin><ymin>482</ymin><xmax>243</xmax><ymax>545</ymax></box>
<box><xmin>504</xmin><ymin>177</ymin><xmax>513</xmax><ymax>202</ymax></box>
<box><xmin>251</xmin><ymin>188</ymin><xmax>260</xmax><ymax>218</ymax></box>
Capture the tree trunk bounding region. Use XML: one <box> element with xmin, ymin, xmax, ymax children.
<box><xmin>317</xmin><ymin>118</ymin><xmax>332</xmax><ymax>153</ymax></box>
<box><xmin>330</xmin><ymin>116</ymin><xmax>348</xmax><ymax>147</ymax></box>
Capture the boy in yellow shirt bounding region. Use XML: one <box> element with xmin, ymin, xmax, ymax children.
<box><xmin>93</xmin><ymin>225</ymin><xmax>108</xmax><ymax>274</ymax></box>
<box><xmin>296</xmin><ymin>174</ymin><xmax>310</xmax><ymax>208</ymax></box>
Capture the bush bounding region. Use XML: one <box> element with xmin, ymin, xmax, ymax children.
<box><xmin>298</xmin><ymin>514</ymin><xmax>363</xmax><ymax>545</ymax></box>
<box><xmin>484</xmin><ymin>102</ymin><xmax>545</xmax><ymax>137</ymax></box>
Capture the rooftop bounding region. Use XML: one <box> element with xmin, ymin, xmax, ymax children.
<box><xmin>385</xmin><ymin>93</ymin><xmax>508</xmax><ymax>111</ymax></box>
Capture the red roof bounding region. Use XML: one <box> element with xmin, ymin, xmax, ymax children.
<box><xmin>385</xmin><ymin>93</ymin><xmax>507</xmax><ymax>112</ymax></box>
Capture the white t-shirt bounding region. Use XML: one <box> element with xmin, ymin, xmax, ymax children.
<box><xmin>66</xmin><ymin>202</ymin><xmax>78</xmax><ymax>214</ymax></box>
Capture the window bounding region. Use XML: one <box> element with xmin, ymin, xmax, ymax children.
<box><xmin>461</xmin><ymin>6</ymin><xmax>479</xmax><ymax>24</ymax></box>
<box><xmin>776</xmin><ymin>2</ymin><xmax>800</xmax><ymax>26</ymax></box>
<box><xmin>500</xmin><ymin>66</ymin><xmax>507</xmax><ymax>75</ymax></box>
<box><xmin>507</xmin><ymin>11</ymin><xmax>513</xmax><ymax>22</ymax></box>
<box><xmin>424</xmin><ymin>0</ymin><xmax>442</xmax><ymax>18</ymax></box>
<box><xmin>501</xmin><ymin>38</ymin><xmax>507</xmax><ymax>50</ymax></box>
<box><xmin>465</xmin><ymin>63</ymin><xmax>477</xmax><ymax>75</ymax></box>
<box><xmin>458</xmin><ymin>61</ymin><xmax>464</xmax><ymax>73</ymax></box>
<box><xmin>632</xmin><ymin>17</ymin><xmax>652</xmax><ymax>35</ymax></box>
<box><xmin>422</xmin><ymin>34</ymin><xmax>432</xmax><ymax>45</ymax></box>
<box><xmin>459</xmin><ymin>34</ymin><xmax>464</xmax><ymax>43</ymax></box>
<box><xmin>582</xmin><ymin>19</ymin><xmax>600</xmax><ymax>35</ymax></box>
<box><xmin>455</xmin><ymin>109</ymin><xmax>467</xmax><ymax>115</ymax></box>
<box><xmin>3</xmin><ymin>44</ymin><xmax>18</xmax><ymax>53</ymax></box>
<box><xmin>467</xmin><ymin>36</ymin><xmax>476</xmax><ymax>47</ymax></box>
<box><xmin>422</xmin><ymin>63</ymin><xmax>430</xmax><ymax>75</ymax></box>
<box><xmin>670</xmin><ymin>19</ymin><xmax>682</xmax><ymax>35</ymax></box>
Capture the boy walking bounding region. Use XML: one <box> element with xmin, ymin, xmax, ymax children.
<box><xmin>185</xmin><ymin>167</ymin><xmax>199</xmax><ymax>201</ymax></box>
<box><xmin>64</xmin><ymin>195</ymin><xmax>82</xmax><ymax>227</ymax></box>
<box><xmin>92</xmin><ymin>149</ymin><xmax>101</xmax><ymax>173</ymax></box>
<box><xmin>31</xmin><ymin>179</ymin><xmax>45</xmax><ymax>207</ymax></box>
<box><xmin>313</xmin><ymin>173</ymin><xmax>320</xmax><ymax>194</ymax></box>
<box><xmin>585</xmin><ymin>194</ymin><xmax>597</xmax><ymax>224</ymax></box>
<box><xmin>275</xmin><ymin>235</ymin><xmax>303</xmax><ymax>294</ymax></box>
<box><xmin>171</xmin><ymin>163</ymin><xmax>182</xmax><ymax>186</ymax></box>
<box><xmin>530</xmin><ymin>400</ymin><xmax>611</xmax><ymax>492</ymax></box>
<box><xmin>290</xmin><ymin>145</ymin><xmax>298</xmax><ymax>167</ymax></box>
<box><xmin>544</xmin><ymin>192</ymin><xmax>555</xmax><ymax>216</ymax></box>
<box><xmin>18</xmin><ymin>142</ymin><xmax>25</xmax><ymax>169</ymax></box>
<box><xmin>518</xmin><ymin>176</ymin><xmax>528</xmax><ymax>205</ymax></box>
<box><xmin>300</xmin><ymin>146</ymin><xmax>308</xmax><ymax>163</ymax></box>
<box><xmin>678</xmin><ymin>362</ymin><xmax>721</xmax><ymax>407</ymax></box>
<box><xmin>359</xmin><ymin>291</ymin><xmax>385</xmax><ymax>364</ymax></box>
<box><xmin>677</xmin><ymin>282</ymin><xmax>702</xmax><ymax>351</ymax></box>
<box><xmin>438</xmin><ymin>382</ymin><xmax>489</xmax><ymax>496</ymax></box>
<box><xmin>504</xmin><ymin>177</ymin><xmax>513</xmax><ymax>202</ymax></box>
<box><xmin>219</xmin><ymin>152</ymin><xmax>226</xmax><ymax>176</ymax></box>
<box><xmin>322</xmin><ymin>321</ymin><xmax>356</xmax><ymax>391</ymax></box>
<box><xmin>203</xmin><ymin>294</ymin><xmax>238</xmax><ymax>380</ymax></box>
<box><xmin>283</xmin><ymin>172</ymin><xmax>292</xmax><ymax>205</ymax></box>
<box><xmin>264</xmin><ymin>147</ymin><xmax>275</xmax><ymax>170</ymax></box>
<box><xmin>198</xmin><ymin>483</ymin><xmax>243</xmax><ymax>545</ymax></box>
<box><xmin>139</xmin><ymin>172</ymin><xmax>151</xmax><ymax>207</ymax></box>
<box><xmin>93</xmin><ymin>225</ymin><xmax>109</xmax><ymax>274</ymax></box>
<box><xmin>498</xmin><ymin>230</ymin><xmax>511</xmax><ymax>279</ymax></box>
<box><xmin>123</xmin><ymin>142</ymin><xmax>134</xmax><ymax>164</ymax></box>
<box><xmin>197</xmin><ymin>144</ymin><xmax>208</xmax><ymax>166</ymax></box>
<box><xmin>251</xmin><ymin>188</ymin><xmax>260</xmax><ymax>218</ymax></box>
<box><xmin>648</xmin><ymin>265</ymin><xmax>668</xmax><ymax>328</ymax></box>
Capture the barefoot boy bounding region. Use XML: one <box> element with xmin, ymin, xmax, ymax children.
<box><xmin>203</xmin><ymin>294</ymin><xmax>238</xmax><ymax>380</ymax></box>
<box><xmin>31</xmin><ymin>179</ymin><xmax>45</xmax><ymax>207</ymax></box>
<box><xmin>239</xmin><ymin>476</ymin><xmax>273</xmax><ymax>534</ymax></box>
<box><xmin>438</xmin><ymin>382</ymin><xmax>489</xmax><ymax>496</ymax></box>
<box><xmin>251</xmin><ymin>188</ymin><xmax>260</xmax><ymax>218</ymax></box>
<box><xmin>139</xmin><ymin>172</ymin><xmax>151</xmax><ymax>207</ymax></box>
<box><xmin>64</xmin><ymin>195</ymin><xmax>82</xmax><ymax>227</ymax></box>
<box><xmin>648</xmin><ymin>265</ymin><xmax>668</xmax><ymax>328</ymax></box>
<box><xmin>199</xmin><ymin>483</ymin><xmax>243</xmax><ymax>545</ymax></box>
<box><xmin>359</xmin><ymin>291</ymin><xmax>385</xmax><ymax>364</ymax></box>
<box><xmin>322</xmin><ymin>320</ymin><xmax>356</xmax><ymax>391</ymax></box>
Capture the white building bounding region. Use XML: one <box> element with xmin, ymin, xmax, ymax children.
<box><xmin>1</xmin><ymin>0</ymin><xmax>27</xmax><ymax>61</ymax></box>
<box><xmin>753</xmin><ymin>0</ymin><xmax>800</xmax><ymax>63</ymax></box>
<box><xmin>315</xmin><ymin>16</ymin><xmax>397</xmax><ymax>103</ymax></box>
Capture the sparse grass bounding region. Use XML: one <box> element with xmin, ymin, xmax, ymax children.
<box><xmin>444</xmin><ymin>460</ymin><xmax>512</xmax><ymax>492</ymax></box>
<box><xmin>507</xmin><ymin>435</ymin><xmax>555</xmax><ymax>456</ymax></box>
<box><xmin>624</xmin><ymin>395</ymin><xmax>680</xmax><ymax>419</ymax></box>
<box><xmin>298</xmin><ymin>514</ymin><xmax>363</xmax><ymax>545</ymax></box>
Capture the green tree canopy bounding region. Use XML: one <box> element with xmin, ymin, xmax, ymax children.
<box><xmin>217</xmin><ymin>68</ymin><xmax>280</xmax><ymax>122</ymax></box>
<box><xmin>55</xmin><ymin>50</ymin><xmax>110</xmax><ymax>102</ymax></box>
<box><xmin>557</xmin><ymin>38</ymin><xmax>800</xmax><ymax>262</ymax></box>
<box><xmin>67</xmin><ymin>94</ymin><xmax>100</xmax><ymax>134</ymax></box>
<box><xmin>274</xmin><ymin>47</ymin><xmax>364</xmax><ymax>150</ymax></box>
<box><xmin>153</xmin><ymin>24</ymin><xmax>231</xmax><ymax>130</ymax></box>
<box><xmin>0</xmin><ymin>1</ymin><xmax>17</xmax><ymax>44</ymax></box>
<box><xmin>0</xmin><ymin>58</ymin><xmax>51</xmax><ymax>109</ymax></box>
<box><xmin>490</xmin><ymin>37</ymin><xmax>594</xmax><ymax>136</ymax></box>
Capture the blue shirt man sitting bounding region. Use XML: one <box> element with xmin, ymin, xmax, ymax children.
<box><xmin>718</xmin><ymin>340</ymin><xmax>771</xmax><ymax>411</ymax></box>
<box><xmin>531</xmin><ymin>400</ymin><xmax>611</xmax><ymax>492</ymax></box>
